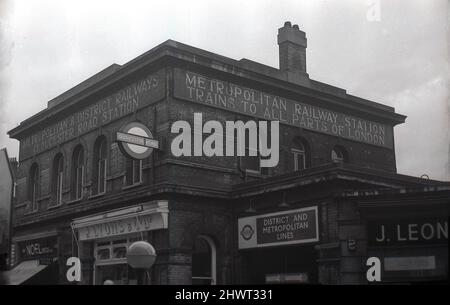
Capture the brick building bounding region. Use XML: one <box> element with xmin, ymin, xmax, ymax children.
<box><xmin>5</xmin><ymin>22</ymin><xmax>449</xmax><ymax>285</ymax></box>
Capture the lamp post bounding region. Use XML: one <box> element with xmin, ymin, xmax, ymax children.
<box><xmin>127</xmin><ymin>241</ymin><xmax>156</xmax><ymax>285</ymax></box>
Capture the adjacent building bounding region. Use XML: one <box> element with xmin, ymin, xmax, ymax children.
<box><xmin>5</xmin><ymin>22</ymin><xmax>449</xmax><ymax>285</ymax></box>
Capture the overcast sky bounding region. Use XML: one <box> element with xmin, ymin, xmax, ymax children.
<box><xmin>0</xmin><ymin>0</ymin><xmax>448</xmax><ymax>180</ymax></box>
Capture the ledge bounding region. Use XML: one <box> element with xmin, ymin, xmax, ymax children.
<box><xmin>66</xmin><ymin>198</ymin><xmax>83</xmax><ymax>205</ymax></box>
<box><xmin>121</xmin><ymin>181</ymin><xmax>143</xmax><ymax>191</ymax></box>
<box><xmin>88</xmin><ymin>192</ymin><xmax>106</xmax><ymax>200</ymax></box>
<box><xmin>47</xmin><ymin>203</ymin><xmax>62</xmax><ymax>210</ymax></box>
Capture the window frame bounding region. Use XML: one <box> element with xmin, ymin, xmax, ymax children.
<box><xmin>291</xmin><ymin>148</ymin><xmax>306</xmax><ymax>171</ymax></box>
<box><xmin>93</xmin><ymin>137</ymin><xmax>108</xmax><ymax>195</ymax></box>
<box><xmin>72</xmin><ymin>146</ymin><xmax>85</xmax><ymax>201</ymax></box>
<box><xmin>124</xmin><ymin>158</ymin><xmax>143</xmax><ymax>187</ymax></box>
<box><xmin>51</xmin><ymin>154</ymin><xmax>64</xmax><ymax>206</ymax></box>
<box><xmin>332</xmin><ymin>146</ymin><xmax>347</xmax><ymax>163</ymax></box>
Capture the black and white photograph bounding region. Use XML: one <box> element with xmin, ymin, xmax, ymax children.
<box><xmin>0</xmin><ymin>0</ymin><xmax>449</xmax><ymax>293</ymax></box>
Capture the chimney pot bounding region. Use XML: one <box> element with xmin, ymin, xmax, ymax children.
<box><xmin>293</xmin><ymin>24</ymin><xmax>299</xmax><ymax>30</ymax></box>
<box><xmin>284</xmin><ymin>21</ymin><xmax>292</xmax><ymax>27</ymax></box>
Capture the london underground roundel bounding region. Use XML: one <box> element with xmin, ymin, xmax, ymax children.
<box><xmin>116</xmin><ymin>122</ymin><xmax>159</xmax><ymax>160</ymax></box>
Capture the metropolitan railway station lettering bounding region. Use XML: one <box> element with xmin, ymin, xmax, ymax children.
<box><xmin>21</xmin><ymin>70</ymin><xmax>164</xmax><ymax>158</ymax></box>
<box><xmin>21</xmin><ymin>68</ymin><xmax>393</xmax><ymax>159</ymax></box>
<box><xmin>174</xmin><ymin>69</ymin><xmax>393</xmax><ymax>149</ymax></box>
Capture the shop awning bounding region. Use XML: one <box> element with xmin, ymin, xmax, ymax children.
<box><xmin>3</xmin><ymin>260</ymin><xmax>48</xmax><ymax>285</ymax></box>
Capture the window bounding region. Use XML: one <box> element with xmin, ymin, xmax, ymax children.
<box><xmin>125</xmin><ymin>158</ymin><xmax>142</xmax><ymax>186</ymax></box>
<box><xmin>71</xmin><ymin>145</ymin><xmax>84</xmax><ymax>200</ymax></box>
<box><xmin>29</xmin><ymin>163</ymin><xmax>39</xmax><ymax>211</ymax></box>
<box><xmin>93</xmin><ymin>236</ymin><xmax>141</xmax><ymax>285</ymax></box>
<box><xmin>192</xmin><ymin>235</ymin><xmax>216</xmax><ymax>285</ymax></box>
<box><xmin>93</xmin><ymin>136</ymin><xmax>107</xmax><ymax>195</ymax></box>
<box><xmin>332</xmin><ymin>146</ymin><xmax>348</xmax><ymax>163</ymax></box>
<box><xmin>291</xmin><ymin>137</ymin><xmax>309</xmax><ymax>171</ymax></box>
<box><xmin>52</xmin><ymin>153</ymin><xmax>64</xmax><ymax>206</ymax></box>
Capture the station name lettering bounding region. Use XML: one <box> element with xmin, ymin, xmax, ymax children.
<box><xmin>175</xmin><ymin>70</ymin><xmax>392</xmax><ymax>148</ymax></box>
<box><xmin>256</xmin><ymin>209</ymin><xmax>317</xmax><ymax>244</ymax></box>
<box><xmin>261</xmin><ymin>213</ymin><xmax>309</xmax><ymax>241</ymax></box>
<box><xmin>22</xmin><ymin>73</ymin><xmax>161</xmax><ymax>157</ymax></box>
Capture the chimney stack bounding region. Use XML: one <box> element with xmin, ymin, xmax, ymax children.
<box><xmin>278</xmin><ymin>21</ymin><xmax>308</xmax><ymax>77</ymax></box>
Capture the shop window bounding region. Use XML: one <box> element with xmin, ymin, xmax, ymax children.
<box><xmin>71</xmin><ymin>145</ymin><xmax>84</xmax><ymax>200</ymax></box>
<box><xmin>113</xmin><ymin>246</ymin><xmax>127</xmax><ymax>259</ymax></box>
<box><xmin>291</xmin><ymin>138</ymin><xmax>309</xmax><ymax>171</ymax></box>
<box><xmin>125</xmin><ymin>158</ymin><xmax>142</xmax><ymax>186</ymax></box>
<box><xmin>92</xmin><ymin>136</ymin><xmax>107</xmax><ymax>195</ymax></box>
<box><xmin>93</xmin><ymin>237</ymin><xmax>140</xmax><ymax>285</ymax></box>
<box><xmin>192</xmin><ymin>235</ymin><xmax>216</xmax><ymax>285</ymax></box>
<box><xmin>331</xmin><ymin>146</ymin><xmax>348</xmax><ymax>163</ymax></box>
<box><xmin>29</xmin><ymin>163</ymin><xmax>39</xmax><ymax>211</ymax></box>
<box><xmin>51</xmin><ymin>153</ymin><xmax>64</xmax><ymax>206</ymax></box>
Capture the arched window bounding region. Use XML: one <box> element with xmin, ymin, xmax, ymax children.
<box><xmin>125</xmin><ymin>158</ymin><xmax>142</xmax><ymax>186</ymax></box>
<box><xmin>52</xmin><ymin>153</ymin><xmax>64</xmax><ymax>205</ymax></box>
<box><xmin>29</xmin><ymin>163</ymin><xmax>39</xmax><ymax>211</ymax></box>
<box><xmin>291</xmin><ymin>137</ymin><xmax>309</xmax><ymax>171</ymax></box>
<box><xmin>332</xmin><ymin>146</ymin><xmax>348</xmax><ymax>163</ymax></box>
<box><xmin>71</xmin><ymin>145</ymin><xmax>84</xmax><ymax>200</ymax></box>
<box><xmin>192</xmin><ymin>235</ymin><xmax>217</xmax><ymax>285</ymax></box>
<box><xmin>93</xmin><ymin>136</ymin><xmax>107</xmax><ymax>195</ymax></box>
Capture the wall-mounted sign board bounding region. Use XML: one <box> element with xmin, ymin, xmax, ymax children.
<box><xmin>238</xmin><ymin>206</ymin><xmax>319</xmax><ymax>249</ymax></box>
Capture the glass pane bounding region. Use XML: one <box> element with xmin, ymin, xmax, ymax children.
<box><xmin>126</xmin><ymin>159</ymin><xmax>133</xmax><ymax>185</ymax></box>
<box><xmin>96</xmin><ymin>248</ymin><xmax>110</xmax><ymax>260</ymax></box>
<box><xmin>133</xmin><ymin>160</ymin><xmax>141</xmax><ymax>184</ymax></box>
<box><xmin>332</xmin><ymin>149</ymin><xmax>343</xmax><ymax>162</ymax></box>
<box><xmin>112</xmin><ymin>246</ymin><xmax>127</xmax><ymax>259</ymax></box>
<box><xmin>99</xmin><ymin>159</ymin><xmax>106</xmax><ymax>193</ymax></box>
<box><xmin>57</xmin><ymin>174</ymin><xmax>63</xmax><ymax>204</ymax></box>
<box><xmin>76</xmin><ymin>167</ymin><xmax>83</xmax><ymax>198</ymax></box>
<box><xmin>294</xmin><ymin>152</ymin><xmax>306</xmax><ymax>170</ymax></box>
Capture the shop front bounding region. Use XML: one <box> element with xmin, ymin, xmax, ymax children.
<box><xmin>367</xmin><ymin>217</ymin><xmax>448</xmax><ymax>284</ymax></box>
<box><xmin>237</xmin><ymin>206</ymin><xmax>320</xmax><ymax>284</ymax></box>
<box><xmin>71</xmin><ymin>200</ymin><xmax>168</xmax><ymax>285</ymax></box>
<box><xmin>5</xmin><ymin>232</ymin><xmax>59</xmax><ymax>285</ymax></box>
<box><xmin>359</xmin><ymin>190</ymin><xmax>450</xmax><ymax>284</ymax></box>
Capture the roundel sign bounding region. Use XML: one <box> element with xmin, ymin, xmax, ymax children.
<box><xmin>116</xmin><ymin>122</ymin><xmax>159</xmax><ymax>160</ymax></box>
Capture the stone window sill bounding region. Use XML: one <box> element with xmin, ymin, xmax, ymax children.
<box><xmin>47</xmin><ymin>203</ymin><xmax>62</xmax><ymax>210</ymax></box>
<box><xmin>24</xmin><ymin>209</ymin><xmax>38</xmax><ymax>216</ymax></box>
<box><xmin>88</xmin><ymin>192</ymin><xmax>106</xmax><ymax>200</ymax></box>
<box><xmin>122</xmin><ymin>181</ymin><xmax>143</xmax><ymax>191</ymax></box>
<box><xmin>66</xmin><ymin>198</ymin><xmax>83</xmax><ymax>205</ymax></box>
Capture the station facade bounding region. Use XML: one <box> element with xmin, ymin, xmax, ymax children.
<box><xmin>6</xmin><ymin>22</ymin><xmax>449</xmax><ymax>285</ymax></box>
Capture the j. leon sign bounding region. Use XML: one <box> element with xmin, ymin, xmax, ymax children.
<box><xmin>238</xmin><ymin>206</ymin><xmax>319</xmax><ymax>249</ymax></box>
<box><xmin>368</xmin><ymin>218</ymin><xmax>448</xmax><ymax>246</ymax></box>
<box><xmin>174</xmin><ymin>69</ymin><xmax>394</xmax><ymax>149</ymax></box>
<box><xmin>20</xmin><ymin>69</ymin><xmax>165</xmax><ymax>159</ymax></box>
